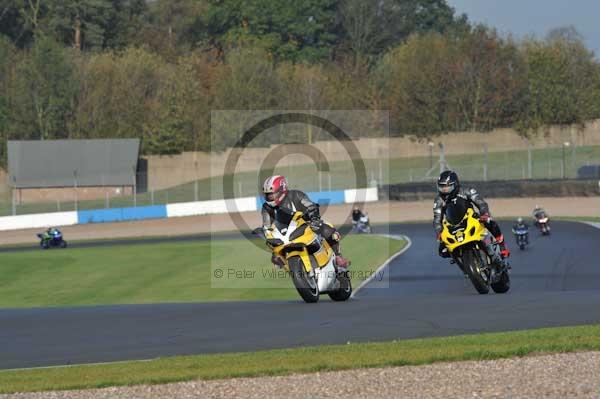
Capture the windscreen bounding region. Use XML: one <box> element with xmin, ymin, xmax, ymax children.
<box><xmin>274</xmin><ymin>207</ymin><xmax>295</xmax><ymax>231</ymax></box>
<box><xmin>445</xmin><ymin>198</ymin><xmax>469</xmax><ymax>226</ymax></box>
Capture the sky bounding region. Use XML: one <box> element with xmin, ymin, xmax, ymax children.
<box><xmin>447</xmin><ymin>0</ymin><xmax>600</xmax><ymax>56</ymax></box>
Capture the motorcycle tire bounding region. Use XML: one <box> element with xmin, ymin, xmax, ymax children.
<box><xmin>328</xmin><ymin>271</ymin><xmax>352</xmax><ymax>302</ymax></box>
<box><xmin>491</xmin><ymin>270</ymin><xmax>511</xmax><ymax>294</ymax></box>
<box><xmin>461</xmin><ymin>249</ymin><xmax>490</xmax><ymax>294</ymax></box>
<box><xmin>519</xmin><ymin>244</ymin><xmax>525</xmax><ymax>250</ymax></box>
<box><xmin>288</xmin><ymin>256</ymin><xmax>319</xmax><ymax>303</ymax></box>
<box><xmin>60</xmin><ymin>240</ymin><xmax>67</xmax><ymax>248</ymax></box>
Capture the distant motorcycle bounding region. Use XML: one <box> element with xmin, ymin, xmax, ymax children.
<box><xmin>513</xmin><ymin>226</ymin><xmax>529</xmax><ymax>250</ymax></box>
<box><xmin>534</xmin><ymin>214</ymin><xmax>551</xmax><ymax>236</ymax></box>
<box><xmin>37</xmin><ymin>229</ymin><xmax>67</xmax><ymax>249</ymax></box>
<box><xmin>352</xmin><ymin>214</ymin><xmax>372</xmax><ymax>234</ymax></box>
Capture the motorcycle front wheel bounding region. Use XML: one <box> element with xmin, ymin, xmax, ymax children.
<box><xmin>328</xmin><ymin>271</ymin><xmax>352</xmax><ymax>302</ymax></box>
<box><xmin>288</xmin><ymin>256</ymin><xmax>319</xmax><ymax>303</ymax></box>
<box><xmin>460</xmin><ymin>249</ymin><xmax>490</xmax><ymax>294</ymax></box>
<box><xmin>491</xmin><ymin>269</ymin><xmax>510</xmax><ymax>294</ymax></box>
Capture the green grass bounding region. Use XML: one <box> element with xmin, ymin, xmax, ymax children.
<box><xmin>2</xmin><ymin>145</ymin><xmax>598</xmax><ymax>216</ymax></box>
<box><xmin>0</xmin><ymin>235</ymin><xmax>404</xmax><ymax>308</ymax></box>
<box><xmin>1</xmin><ymin>324</ymin><xmax>599</xmax><ymax>394</ymax></box>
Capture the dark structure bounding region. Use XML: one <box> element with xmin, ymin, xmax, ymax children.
<box><xmin>7</xmin><ymin>139</ymin><xmax>140</xmax><ymax>204</ymax></box>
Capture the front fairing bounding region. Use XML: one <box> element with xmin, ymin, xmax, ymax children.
<box><xmin>441</xmin><ymin>208</ymin><xmax>486</xmax><ymax>252</ymax></box>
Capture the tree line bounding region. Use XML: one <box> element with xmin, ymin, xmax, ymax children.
<box><xmin>1</xmin><ymin>0</ymin><xmax>600</xmax><ymax>166</ymax></box>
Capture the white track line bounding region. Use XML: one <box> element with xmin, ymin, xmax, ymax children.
<box><xmin>351</xmin><ymin>234</ymin><xmax>412</xmax><ymax>298</ymax></box>
<box><xmin>583</xmin><ymin>221</ymin><xmax>600</xmax><ymax>230</ymax></box>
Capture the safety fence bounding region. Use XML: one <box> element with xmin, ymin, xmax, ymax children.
<box><xmin>0</xmin><ymin>187</ymin><xmax>378</xmax><ymax>232</ymax></box>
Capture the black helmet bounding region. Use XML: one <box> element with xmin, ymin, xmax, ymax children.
<box><xmin>437</xmin><ymin>170</ymin><xmax>459</xmax><ymax>198</ymax></box>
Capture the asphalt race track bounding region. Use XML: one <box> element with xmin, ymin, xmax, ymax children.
<box><xmin>1</xmin><ymin>221</ymin><xmax>600</xmax><ymax>370</ymax></box>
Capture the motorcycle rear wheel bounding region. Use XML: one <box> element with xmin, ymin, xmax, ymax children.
<box><xmin>328</xmin><ymin>272</ymin><xmax>352</xmax><ymax>301</ymax></box>
<box><xmin>288</xmin><ymin>256</ymin><xmax>320</xmax><ymax>303</ymax></box>
<box><xmin>461</xmin><ymin>249</ymin><xmax>490</xmax><ymax>294</ymax></box>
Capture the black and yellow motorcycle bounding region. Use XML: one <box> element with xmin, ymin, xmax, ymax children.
<box><xmin>440</xmin><ymin>201</ymin><xmax>510</xmax><ymax>295</ymax></box>
<box><xmin>253</xmin><ymin>209</ymin><xmax>352</xmax><ymax>303</ymax></box>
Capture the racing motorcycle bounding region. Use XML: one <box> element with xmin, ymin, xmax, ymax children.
<box><xmin>534</xmin><ymin>214</ymin><xmax>551</xmax><ymax>236</ymax></box>
<box><xmin>440</xmin><ymin>201</ymin><xmax>510</xmax><ymax>295</ymax></box>
<box><xmin>253</xmin><ymin>209</ymin><xmax>352</xmax><ymax>303</ymax></box>
<box><xmin>352</xmin><ymin>214</ymin><xmax>372</xmax><ymax>234</ymax></box>
<box><xmin>513</xmin><ymin>226</ymin><xmax>529</xmax><ymax>250</ymax></box>
<box><xmin>37</xmin><ymin>228</ymin><xmax>68</xmax><ymax>249</ymax></box>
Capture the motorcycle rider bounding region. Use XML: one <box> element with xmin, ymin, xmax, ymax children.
<box><xmin>261</xmin><ymin>175</ymin><xmax>350</xmax><ymax>268</ymax></box>
<box><xmin>433</xmin><ymin>170</ymin><xmax>510</xmax><ymax>259</ymax></box>
<box><xmin>351</xmin><ymin>207</ymin><xmax>365</xmax><ymax>224</ymax></box>
<box><xmin>512</xmin><ymin>217</ymin><xmax>529</xmax><ymax>244</ymax></box>
<box><xmin>532</xmin><ymin>205</ymin><xmax>547</xmax><ymax>225</ymax></box>
<box><xmin>512</xmin><ymin>217</ymin><xmax>529</xmax><ymax>232</ymax></box>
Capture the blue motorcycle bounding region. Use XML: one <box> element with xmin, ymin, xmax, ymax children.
<box><xmin>37</xmin><ymin>229</ymin><xmax>68</xmax><ymax>249</ymax></box>
<box><xmin>513</xmin><ymin>226</ymin><xmax>529</xmax><ymax>250</ymax></box>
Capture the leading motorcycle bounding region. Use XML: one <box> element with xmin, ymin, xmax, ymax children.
<box><xmin>253</xmin><ymin>209</ymin><xmax>352</xmax><ymax>303</ymax></box>
<box><xmin>440</xmin><ymin>202</ymin><xmax>510</xmax><ymax>295</ymax></box>
<box><xmin>352</xmin><ymin>214</ymin><xmax>372</xmax><ymax>234</ymax></box>
<box><xmin>37</xmin><ymin>229</ymin><xmax>67</xmax><ymax>249</ymax></box>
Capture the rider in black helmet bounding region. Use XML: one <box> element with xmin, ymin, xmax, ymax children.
<box><xmin>433</xmin><ymin>170</ymin><xmax>510</xmax><ymax>259</ymax></box>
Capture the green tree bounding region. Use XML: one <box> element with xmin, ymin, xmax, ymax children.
<box><xmin>374</xmin><ymin>33</ymin><xmax>457</xmax><ymax>136</ymax></box>
<box><xmin>11</xmin><ymin>35</ymin><xmax>77</xmax><ymax>140</ymax></box>
<box><xmin>103</xmin><ymin>0</ymin><xmax>148</xmax><ymax>49</ymax></box>
<box><xmin>0</xmin><ymin>35</ymin><xmax>16</xmax><ymax>166</ymax></box>
<box><xmin>204</xmin><ymin>0</ymin><xmax>340</xmax><ymax>62</ymax></box>
<box><xmin>450</xmin><ymin>26</ymin><xmax>527</xmax><ymax>132</ymax></box>
<box><xmin>212</xmin><ymin>47</ymin><xmax>281</xmax><ymax>149</ymax></box>
<box><xmin>46</xmin><ymin>0</ymin><xmax>113</xmax><ymax>50</ymax></box>
<box><xmin>0</xmin><ymin>0</ymin><xmax>40</xmax><ymax>47</ymax></box>
<box><xmin>69</xmin><ymin>47</ymin><xmax>165</xmax><ymax>145</ymax></box>
<box><xmin>516</xmin><ymin>30</ymin><xmax>600</xmax><ymax>134</ymax></box>
<box><xmin>339</xmin><ymin>0</ymin><xmax>469</xmax><ymax>66</ymax></box>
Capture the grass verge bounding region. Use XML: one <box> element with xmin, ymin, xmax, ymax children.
<box><xmin>1</xmin><ymin>324</ymin><xmax>600</xmax><ymax>394</ymax></box>
<box><xmin>0</xmin><ymin>235</ymin><xmax>404</xmax><ymax>307</ymax></box>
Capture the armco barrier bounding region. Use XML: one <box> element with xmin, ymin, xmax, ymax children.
<box><xmin>0</xmin><ymin>187</ymin><xmax>379</xmax><ymax>231</ymax></box>
<box><xmin>381</xmin><ymin>179</ymin><xmax>600</xmax><ymax>201</ymax></box>
<box><xmin>77</xmin><ymin>205</ymin><xmax>167</xmax><ymax>224</ymax></box>
<box><xmin>344</xmin><ymin>187</ymin><xmax>378</xmax><ymax>203</ymax></box>
<box><xmin>167</xmin><ymin>197</ymin><xmax>257</xmax><ymax>218</ymax></box>
<box><xmin>0</xmin><ymin>211</ymin><xmax>78</xmax><ymax>231</ymax></box>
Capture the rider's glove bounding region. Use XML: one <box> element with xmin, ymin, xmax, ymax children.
<box><xmin>479</xmin><ymin>213</ymin><xmax>491</xmax><ymax>223</ymax></box>
<box><xmin>309</xmin><ymin>219</ymin><xmax>322</xmax><ymax>232</ymax></box>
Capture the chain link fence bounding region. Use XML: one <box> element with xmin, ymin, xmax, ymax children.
<box><xmin>1</xmin><ymin>143</ymin><xmax>599</xmax><ymax>217</ymax></box>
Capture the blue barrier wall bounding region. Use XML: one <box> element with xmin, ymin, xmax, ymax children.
<box><xmin>256</xmin><ymin>190</ymin><xmax>345</xmax><ymax>209</ymax></box>
<box><xmin>78</xmin><ymin>205</ymin><xmax>167</xmax><ymax>224</ymax></box>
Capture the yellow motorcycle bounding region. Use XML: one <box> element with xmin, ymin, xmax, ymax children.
<box><xmin>253</xmin><ymin>209</ymin><xmax>352</xmax><ymax>303</ymax></box>
<box><xmin>440</xmin><ymin>203</ymin><xmax>510</xmax><ymax>295</ymax></box>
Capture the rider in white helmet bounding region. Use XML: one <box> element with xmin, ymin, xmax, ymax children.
<box><xmin>261</xmin><ymin>175</ymin><xmax>349</xmax><ymax>268</ymax></box>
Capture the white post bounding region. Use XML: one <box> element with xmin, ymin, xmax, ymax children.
<box><xmin>483</xmin><ymin>143</ymin><xmax>488</xmax><ymax>181</ymax></box>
